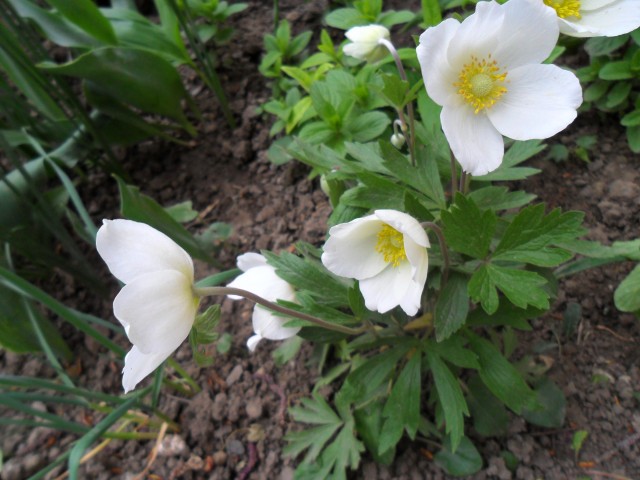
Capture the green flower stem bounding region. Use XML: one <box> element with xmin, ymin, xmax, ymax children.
<box><xmin>166</xmin><ymin>359</ymin><xmax>201</xmax><ymax>394</ymax></box>
<box><xmin>421</xmin><ymin>222</ymin><xmax>450</xmax><ymax>286</ymax></box>
<box><xmin>194</xmin><ymin>286</ymin><xmax>367</xmax><ymax>336</ymax></box>
<box><xmin>378</xmin><ymin>37</ymin><xmax>417</xmax><ymax>167</ymax></box>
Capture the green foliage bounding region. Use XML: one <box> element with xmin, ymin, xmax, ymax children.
<box><xmin>577</xmin><ymin>30</ymin><xmax>640</xmax><ymax>152</ymax></box>
<box><xmin>325</xmin><ymin>0</ymin><xmax>416</xmax><ymax>30</ymax></box>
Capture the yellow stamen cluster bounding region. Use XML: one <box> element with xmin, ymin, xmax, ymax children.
<box><xmin>376</xmin><ymin>225</ymin><xmax>407</xmax><ymax>267</ymax></box>
<box><xmin>455</xmin><ymin>55</ymin><xmax>507</xmax><ymax>114</ymax></box>
<box><xmin>543</xmin><ymin>0</ymin><xmax>581</xmax><ymax>19</ymax></box>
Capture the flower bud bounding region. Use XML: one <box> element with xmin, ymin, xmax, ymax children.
<box><xmin>391</xmin><ymin>133</ymin><xmax>405</xmax><ymax>149</ymax></box>
<box><xmin>343</xmin><ymin>24</ymin><xmax>390</xmax><ymax>63</ymax></box>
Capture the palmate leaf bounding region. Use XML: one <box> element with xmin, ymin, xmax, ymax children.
<box><xmin>379</xmin><ymin>351</ymin><xmax>421</xmax><ymax>455</ymax></box>
<box><xmin>469</xmin><ymin>264</ymin><xmax>549</xmax><ymax>315</ymax></box>
<box><xmin>286</xmin><ymin>392</ymin><xmax>364</xmax><ymax>480</ymax></box>
<box><xmin>493</xmin><ymin>204</ymin><xmax>585</xmax><ymax>267</ymax></box>
<box><xmin>441</xmin><ymin>194</ymin><xmax>496</xmax><ymax>259</ymax></box>
<box><xmin>263</xmin><ymin>250</ymin><xmax>350</xmax><ymax>307</ymax></box>
<box><xmin>426</xmin><ymin>350</ymin><xmax>469</xmax><ymax>452</ymax></box>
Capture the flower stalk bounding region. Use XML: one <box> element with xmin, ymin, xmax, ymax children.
<box><xmin>194</xmin><ymin>286</ymin><xmax>367</xmax><ymax>336</ymax></box>
<box><xmin>378</xmin><ymin>37</ymin><xmax>417</xmax><ymax>166</ymax></box>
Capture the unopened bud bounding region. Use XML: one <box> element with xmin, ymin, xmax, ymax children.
<box><xmin>391</xmin><ymin>133</ymin><xmax>406</xmax><ymax>149</ymax></box>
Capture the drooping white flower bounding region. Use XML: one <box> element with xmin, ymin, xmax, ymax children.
<box><xmin>543</xmin><ymin>0</ymin><xmax>640</xmax><ymax>37</ymax></box>
<box><xmin>343</xmin><ymin>24</ymin><xmax>390</xmax><ymax>62</ymax></box>
<box><xmin>416</xmin><ymin>0</ymin><xmax>582</xmax><ymax>176</ymax></box>
<box><xmin>227</xmin><ymin>253</ymin><xmax>300</xmax><ymax>351</ymax></box>
<box><xmin>96</xmin><ymin>219</ymin><xmax>198</xmax><ymax>393</ymax></box>
<box><xmin>321</xmin><ymin>210</ymin><xmax>429</xmax><ymax>316</ymax></box>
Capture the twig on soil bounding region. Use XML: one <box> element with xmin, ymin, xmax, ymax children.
<box><xmin>595</xmin><ymin>430</ymin><xmax>640</xmax><ymax>463</ymax></box>
<box><xmin>237</xmin><ymin>442</ymin><xmax>259</xmax><ymax>480</ymax></box>
<box><xmin>583</xmin><ymin>470</ymin><xmax>633</xmax><ymax>480</ymax></box>
<box><xmin>595</xmin><ymin>325</ymin><xmax>637</xmax><ymax>343</ymax></box>
<box><xmin>254</xmin><ymin>370</ymin><xmax>288</xmax><ymax>425</ymax></box>
<box><xmin>132</xmin><ymin>422</ymin><xmax>169</xmax><ymax>480</ymax></box>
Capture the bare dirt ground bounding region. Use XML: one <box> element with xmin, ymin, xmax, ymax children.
<box><xmin>1</xmin><ymin>1</ymin><xmax>639</xmax><ymax>479</ymax></box>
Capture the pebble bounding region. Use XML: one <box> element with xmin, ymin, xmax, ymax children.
<box><xmin>608</xmin><ymin>179</ymin><xmax>640</xmax><ymax>200</ymax></box>
<box><xmin>0</xmin><ymin>459</ymin><xmax>23</xmax><ymax>480</ymax></box>
<box><xmin>245</xmin><ymin>398</ymin><xmax>263</xmax><ymax>419</ymax></box>
<box><xmin>212</xmin><ymin>451</ymin><xmax>227</xmax><ymax>466</ymax></box>
<box><xmin>212</xmin><ymin>392</ymin><xmax>228</xmax><ymax>421</ymax></box>
<box><xmin>226</xmin><ymin>439</ymin><xmax>245</xmax><ymax>456</ymax></box>
<box><xmin>226</xmin><ymin>365</ymin><xmax>243</xmax><ymax>385</ymax></box>
<box><xmin>157</xmin><ymin>434</ymin><xmax>188</xmax><ymax>457</ymax></box>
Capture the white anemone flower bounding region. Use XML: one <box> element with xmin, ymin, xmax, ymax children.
<box><xmin>321</xmin><ymin>210</ymin><xmax>429</xmax><ymax>316</ymax></box>
<box><xmin>96</xmin><ymin>219</ymin><xmax>198</xmax><ymax>393</ymax></box>
<box><xmin>343</xmin><ymin>24</ymin><xmax>390</xmax><ymax>62</ymax></box>
<box><xmin>227</xmin><ymin>253</ymin><xmax>300</xmax><ymax>351</ymax></box>
<box><xmin>543</xmin><ymin>0</ymin><xmax>640</xmax><ymax>37</ymax></box>
<box><xmin>416</xmin><ymin>0</ymin><xmax>582</xmax><ymax>176</ymax></box>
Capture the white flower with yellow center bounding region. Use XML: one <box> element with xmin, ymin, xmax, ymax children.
<box><xmin>321</xmin><ymin>210</ymin><xmax>429</xmax><ymax>316</ymax></box>
<box><xmin>417</xmin><ymin>0</ymin><xmax>582</xmax><ymax>176</ymax></box>
<box><xmin>227</xmin><ymin>253</ymin><xmax>300</xmax><ymax>351</ymax></box>
<box><xmin>96</xmin><ymin>219</ymin><xmax>199</xmax><ymax>393</ymax></box>
<box><xmin>343</xmin><ymin>24</ymin><xmax>391</xmax><ymax>62</ymax></box>
<box><xmin>543</xmin><ymin>0</ymin><xmax>640</xmax><ymax>37</ymax></box>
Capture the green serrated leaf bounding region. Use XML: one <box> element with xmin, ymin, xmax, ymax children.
<box><xmin>467</xmin><ymin>333</ymin><xmax>537</xmax><ymax>414</ymax></box>
<box><xmin>494</xmin><ymin>205</ymin><xmax>584</xmax><ymax>267</ymax></box>
<box><xmin>442</xmin><ymin>194</ymin><xmax>496</xmax><ymax>259</ymax></box>
<box><xmin>467</xmin><ymin>374</ymin><xmax>509</xmax><ymax>437</ymax></box>
<box><xmin>434</xmin><ymin>273</ymin><xmax>469</xmax><ymax>342</ymax></box>
<box><xmin>427</xmin><ymin>350</ymin><xmax>469</xmax><ymax>451</ymax></box>
<box><xmin>434</xmin><ymin>436</ymin><xmax>483</xmax><ymax>477</ymax></box>
<box><xmin>380</xmin><ymin>351</ymin><xmax>421</xmax><ymax>454</ymax></box>
<box><xmin>614</xmin><ymin>264</ymin><xmax>640</xmax><ymax>312</ymax></box>
<box><xmin>263</xmin><ymin>250</ymin><xmax>350</xmax><ymax>307</ymax></box>
<box><xmin>522</xmin><ymin>377</ymin><xmax>566</xmax><ymax>428</ymax></box>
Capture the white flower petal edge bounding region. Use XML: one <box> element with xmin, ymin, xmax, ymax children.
<box><xmin>487</xmin><ymin>64</ymin><xmax>582</xmax><ymax>141</ymax></box>
<box><xmin>113</xmin><ymin>270</ymin><xmax>197</xmax><ymax>354</ymax></box>
<box><xmin>122</xmin><ymin>347</ymin><xmax>174</xmax><ymax>393</ymax></box>
<box><xmin>96</xmin><ymin>219</ymin><xmax>193</xmax><ymax>284</ymax></box>
<box><xmin>97</xmin><ymin>219</ymin><xmax>198</xmax><ymax>392</ymax></box>
<box><xmin>227</xmin><ymin>253</ymin><xmax>300</xmax><ymax>351</ymax></box>
<box><xmin>322</xmin><ymin>210</ymin><xmax>430</xmax><ymax>316</ymax></box>
<box><xmin>555</xmin><ymin>0</ymin><xmax>640</xmax><ymax>38</ymax></box>
<box><xmin>441</xmin><ymin>105</ymin><xmax>504</xmax><ymax>176</ymax></box>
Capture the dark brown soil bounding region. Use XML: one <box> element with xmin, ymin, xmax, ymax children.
<box><xmin>1</xmin><ymin>1</ymin><xmax>640</xmax><ymax>479</ymax></box>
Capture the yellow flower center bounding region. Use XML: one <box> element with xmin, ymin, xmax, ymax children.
<box><xmin>375</xmin><ymin>224</ymin><xmax>407</xmax><ymax>267</ymax></box>
<box><xmin>455</xmin><ymin>55</ymin><xmax>507</xmax><ymax>114</ymax></box>
<box><xmin>543</xmin><ymin>0</ymin><xmax>581</xmax><ymax>19</ymax></box>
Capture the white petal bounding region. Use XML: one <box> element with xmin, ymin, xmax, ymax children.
<box><xmin>399</xmin><ymin>251</ymin><xmax>429</xmax><ymax>316</ymax></box>
<box><xmin>563</xmin><ymin>0</ymin><xmax>640</xmax><ymax>37</ymax></box>
<box><xmin>374</xmin><ymin>210</ymin><xmax>429</xmax><ymax>248</ymax></box>
<box><xmin>440</xmin><ymin>105</ymin><xmax>504</xmax><ymax>176</ymax></box>
<box><xmin>581</xmin><ymin>0</ymin><xmax>618</xmax><ymax>9</ymax></box>
<box><xmin>359</xmin><ymin>261</ymin><xmax>414</xmax><ymax>314</ymax></box>
<box><xmin>236</xmin><ymin>252</ymin><xmax>267</xmax><ymax>272</ymax></box>
<box><xmin>493</xmin><ymin>0</ymin><xmax>559</xmax><ymax>69</ymax></box>
<box><xmin>247</xmin><ymin>335</ymin><xmax>262</xmax><ymax>352</ymax></box>
<box><xmin>345</xmin><ymin>24</ymin><xmax>389</xmax><ymax>43</ymax></box>
<box><xmin>447</xmin><ymin>0</ymin><xmax>504</xmax><ymax>69</ymax></box>
<box><xmin>227</xmin><ymin>265</ymin><xmax>295</xmax><ymax>302</ymax></box>
<box><xmin>122</xmin><ymin>346</ymin><xmax>172</xmax><ymax>393</ymax></box>
<box><xmin>96</xmin><ymin>219</ymin><xmax>193</xmax><ymax>284</ymax></box>
<box><xmin>113</xmin><ymin>270</ymin><xmax>197</xmax><ymax>354</ymax></box>
<box><xmin>417</xmin><ymin>18</ymin><xmax>461</xmax><ymax>106</ymax></box>
<box><xmin>343</xmin><ymin>42</ymin><xmax>376</xmax><ymax>60</ymax></box>
<box><xmin>252</xmin><ymin>306</ymin><xmax>301</xmax><ymax>341</ymax></box>
<box><xmin>557</xmin><ymin>18</ymin><xmax>592</xmax><ymax>37</ymax></box>
<box><xmin>321</xmin><ymin>216</ymin><xmax>388</xmax><ymax>280</ymax></box>
<box><xmin>487</xmin><ymin>64</ymin><xmax>581</xmax><ymax>141</ymax></box>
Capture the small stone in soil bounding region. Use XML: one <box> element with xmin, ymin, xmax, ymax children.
<box><xmin>227</xmin><ymin>439</ymin><xmax>245</xmax><ymax>456</ymax></box>
<box><xmin>246</xmin><ymin>398</ymin><xmax>263</xmax><ymax>419</ymax></box>
<box><xmin>226</xmin><ymin>364</ymin><xmax>243</xmax><ymax>385</ymax></box>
